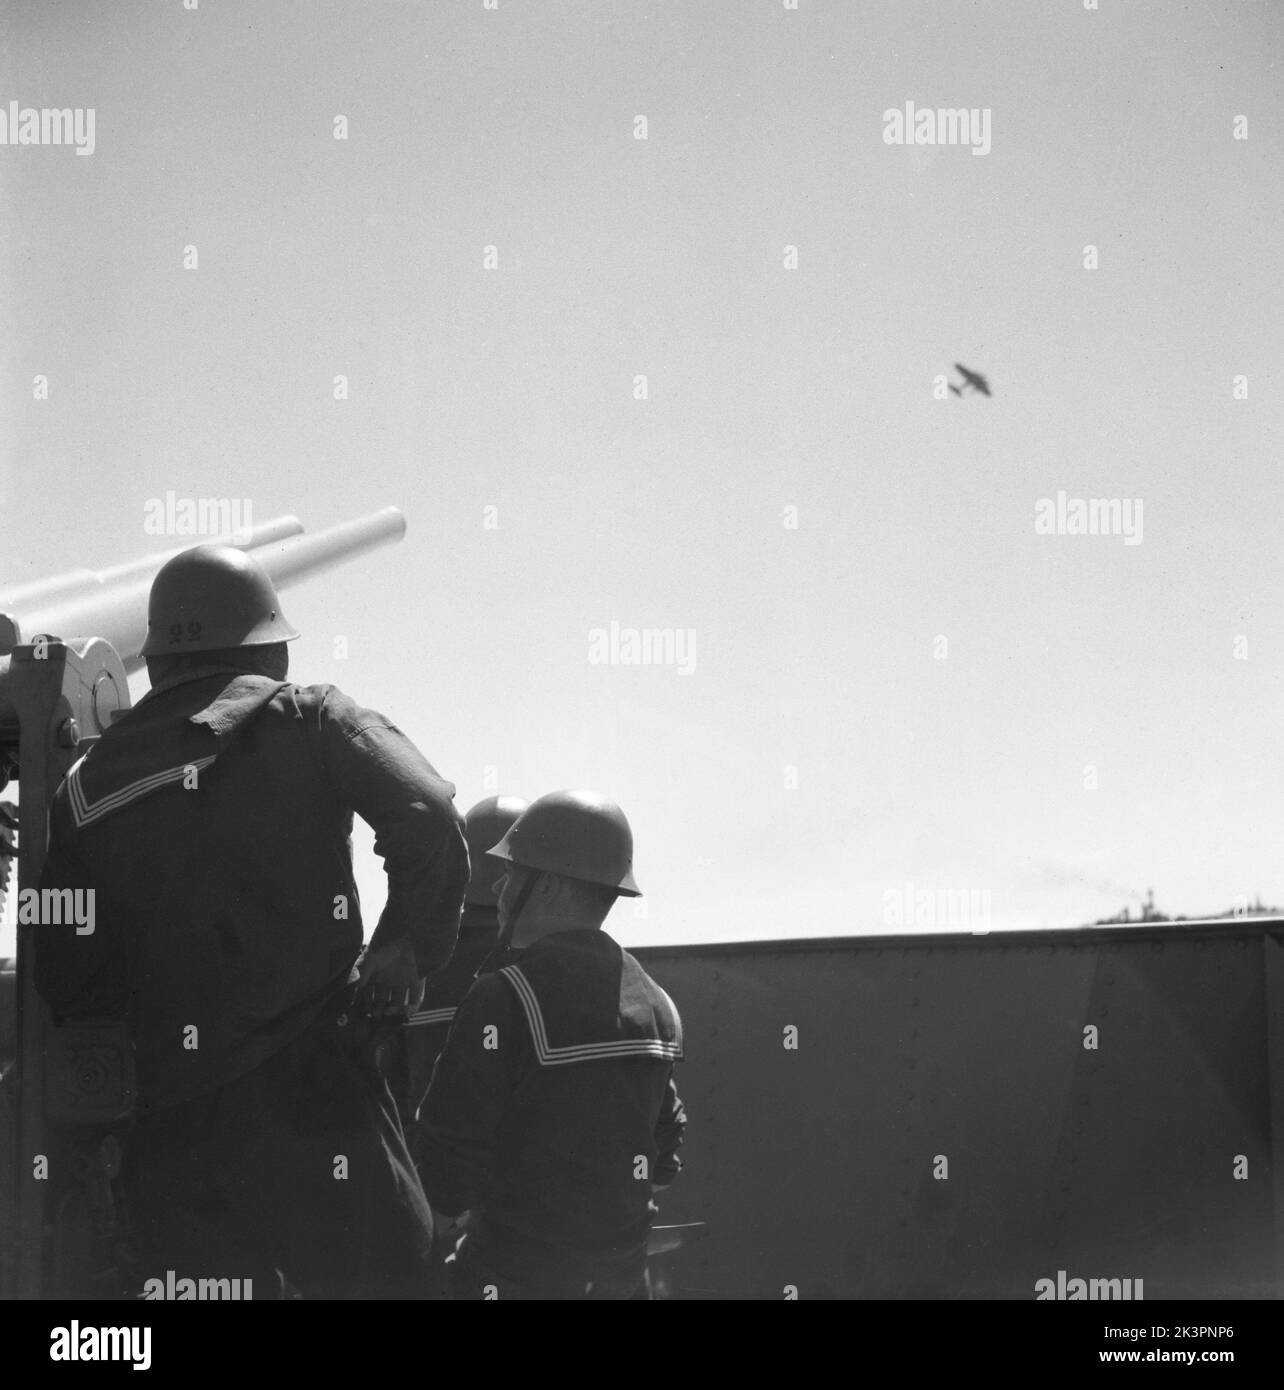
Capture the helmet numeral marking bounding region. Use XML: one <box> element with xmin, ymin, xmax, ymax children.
<box><xmin>167</xmin><ymin>620</ymin><xmax>203</xmax><ymax>644</ymax></box>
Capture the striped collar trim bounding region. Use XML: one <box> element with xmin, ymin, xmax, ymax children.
<box><xmin>500</xmin><ymin>964</ymin><xmax>683</xmax><ymax>1067</ymax></box>
<box><xmin>67</xmin><ymin>754</ymin><xmax>219</xmax><ymax>831</ymax></box>
<box><xmin>405</xmin><ymin>1007</ymin><xmax>457</xmax><ymax>1028</ymax></box>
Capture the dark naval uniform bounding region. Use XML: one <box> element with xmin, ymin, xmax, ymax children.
<box><xmin>35</xmin><ymin>670</ymin><xmax>468</xmax><ymax>1298</ymax></box>
<box><xmin>400</xmin><ymin>901</ymin><xmax>501</xmax><ymax>1127</ymax></box>
<box><xmin>418</xmin><ymin>929</ymin><xmax>686</xmax><ymax>1298</ymax></box>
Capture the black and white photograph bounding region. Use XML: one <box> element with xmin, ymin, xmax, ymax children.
<box><xmin>0</xmin><ymin>0</ymin><xmax>1280</xmax><ymax>1358</ymax></box>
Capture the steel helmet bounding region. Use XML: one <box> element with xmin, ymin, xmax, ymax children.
<box><xmin>140</xmin><ymin>544</ymin><xmax>299</xmax><ymax>657</ymax></box>
<box><xmin>464</xmin><ymin>795</ymin><xmax>529</xmax><ymax>906</ymax></box>
<box><xmin>488</xmin><ymin>790</ymin><xmax>642</xmax><ymax>897</ymax></box>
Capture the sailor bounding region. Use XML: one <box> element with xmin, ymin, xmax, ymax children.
<box><xmin>417</xmin><ymin>790</ymin><xmax>686</xmax><ymax>1299</ymax></box>
<box><xmin>396</xmin><ymin>795</ymin><xmax>529</xmax><ymax>1131</ymax></box>
<box><xmin>35</xmin><ymin>544</ymin><xmax>468</xmax><ymax>1299</ymax></box>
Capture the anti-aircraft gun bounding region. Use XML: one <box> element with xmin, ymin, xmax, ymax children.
<box><xmin>0</xmin><ymin>508</ymin><xmax>406</xmax><ymax>1299</ymax></box>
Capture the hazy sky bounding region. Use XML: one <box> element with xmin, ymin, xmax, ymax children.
<box><xmin>3</xmin><ymin>0</ymin><xmax>1282</xmax><ymax>949</ymax></box>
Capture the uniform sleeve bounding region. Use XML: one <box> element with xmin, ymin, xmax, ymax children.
<box><xmin>415</xmin><ymin>974</ymin><xmax>524</xmax><ymax>1217</ymax></box>
<box><xmin>652</xmin><ymin>1068</ymin><xmax>687</xmax><ymax>1190</ymax></box>
<box><xmin>33</xmin><ymin>794</ymin><xmax>126</xmax><ymax>1019</ymax></box>
<box><xmin>315</xmin><ymin>689</ymin><xmax>469</xmax><ymax>977</ymax></box>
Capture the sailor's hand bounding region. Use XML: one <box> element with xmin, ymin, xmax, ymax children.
<box><xmin>355</xmin><ymin>939</ymin><xmax>425</xmax><ymax>1019</ymax></box>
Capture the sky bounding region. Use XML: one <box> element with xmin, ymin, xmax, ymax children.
<box><xmin>2</xmin><ymin>0</ymin><xmax>1282</xmax><ymax>950</ymax></box>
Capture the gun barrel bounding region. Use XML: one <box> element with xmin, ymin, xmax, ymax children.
<box><xmin>250</xmin><ymin>506</ymin><xmax>408</xmax><ymax>591</ymax></box>
<box><xmin>1</xmin><ymin>508</ymin><xmax>406</xmax><ymax>674</ymax></box>
<box><xmin>0</xmin><ymin>515</ymin><xmax>305</xmax><ymax>612</ymax></box>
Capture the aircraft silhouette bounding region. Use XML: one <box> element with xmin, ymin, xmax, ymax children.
<box><xmin>950</xmin><ymin>363</ymin><xmax>991</xmax><ymax>397</ymax></box>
